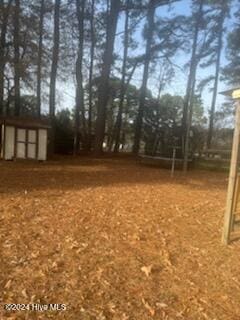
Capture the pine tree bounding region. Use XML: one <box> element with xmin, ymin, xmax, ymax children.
<box><xmin>36</xmin><ymin>0</ymin><xmax>45</xmax><ymax>118</ymax></box>
<box><xmin>182</xmin><ymin>0</ymin><xmax>215</xmax><ymax>172</ymax></box>
<box><xmin>0</xmin><ymin>0</ymin><xmax>12</xmax><ymax>115</ymax></box>
<box><xmin>132</xmin><ymin>0</ymin><xmax>181</xmax><ymax>155</ymax></box>
<box><xmin>49</xmin><ymin>0</ymin><xmax>60</xmax><ymax>119</ymax></box>
<box><xmin>113</xmin><ymin>0</ymin><xmax>130</xmax><ymax>153</ymax></box>
<box><xmin>94</xmin><ymin>0</ymin><xmax>121</xmax><ymax>154</ymax></box>
<box><xmin>132</xmin><ymin>0</ymin><xmax>155</xmax><ymax>155</ymax></box>
<box><xmin>14</xmin><ymin>0</ymin><xmax>21</xmax><ymax>116</ymax></box>
<box><xmin>206</xmin><ymin>0</ymin><xmax>229</xmax><ymax>149</ymax></box>
<box><xmin>49</xmin><ymin>0</ymin><xmax>61</xmax><ymax>153</ymax></box>
<box><xmin>223</xmin><ymin>3</ymin><xmax>240</xmax><ymax>85</ymax></box>
<box><xmin>87</xmin><ymin>0</ymin><xmax>95</xmax><ymax>150</ymax></box>
<box><xmin>182</xmin><ymin>0</ymin><xmax>204</xmax><ymax>142</ymax></box>
<box><xmin>74</xmin><ymin>0</ymin><xmax>86</xmax><ymax>154</ymax></box>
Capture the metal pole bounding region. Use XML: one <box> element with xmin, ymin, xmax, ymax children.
<box><xmin>222</xmin><ymin>100</ymin><xmax>240</xmax><ymax>245</ymax></box>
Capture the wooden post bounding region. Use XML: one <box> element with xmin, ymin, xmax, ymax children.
<box><xmin>222</xmin><ymin>100</ymin><xmax>240</xmax><ymax>244</ymax></box>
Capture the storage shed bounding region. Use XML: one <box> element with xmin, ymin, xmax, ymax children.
<box><xmin>0</xmin><ymin>117</ymin><xmax>50</xmax><ymax>161</ymax></box>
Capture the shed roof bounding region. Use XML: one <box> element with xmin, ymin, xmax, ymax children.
<box><xmin>0</xmin><ymin>116</ymin><xmax>51</xmax><ymax>129</ymax></box>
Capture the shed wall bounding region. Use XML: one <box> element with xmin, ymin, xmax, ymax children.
<box><xmin>16</xmin><ymin>128</ymin><xmax>26</xmax><ymax>159</ymax></box>
<box><xmin>1</xmin><ymin>125</ymin><xmax>48</xmax><ymax>161</ymax></box>
<box><xmin>38</xmin><ymin>129</ymin><xmax>47</xmax><ymax>160</ymax></box>
<box><xmin>1</xmin><ymin>125</ymin><xmax>3</xmax><ymax>158</ymax></box>
<box><xmin>5</xmin><ymin>126</ymin><xmax>15</xmax><ymax>160</ymax></box>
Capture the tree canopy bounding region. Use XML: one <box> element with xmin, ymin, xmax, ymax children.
<box><xmin>0</xmin><ymin>0</ymin><xmax>238</xmax><ymax>161</ymax></box>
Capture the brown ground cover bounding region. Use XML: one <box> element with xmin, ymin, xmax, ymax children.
<box><xmin>0</xmin><ymin>156</ymin><xmax>240</xmax><ymax>320</ymax></box>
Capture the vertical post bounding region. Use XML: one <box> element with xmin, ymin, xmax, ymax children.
<box><xmin>171</xmin><ymin>147</ymin><xmax>176</xmax><ymax>178</ymax></box>
<box><xmin>222</xmin><ymin>100</ymin><xmax>240</xmax><ymax>244</ymax></box>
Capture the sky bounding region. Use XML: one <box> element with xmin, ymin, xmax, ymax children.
<box><xmin>55</xmin><ymin>0</ymin><xmax>238</xmax><ymax>120</ymax></box>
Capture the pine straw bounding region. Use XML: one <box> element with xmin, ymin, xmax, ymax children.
<box><xmin>0</xmin><ymin>156</ymin><xmax>240</xmax><ymax>319</ymax></box>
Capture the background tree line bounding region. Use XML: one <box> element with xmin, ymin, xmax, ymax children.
<box><xmin>0</xmin><ymin>0</ymin><xmax>239</xmax><ymax>166</ymax></box>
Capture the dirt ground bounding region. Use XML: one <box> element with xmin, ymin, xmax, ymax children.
<box><xmin>0</xmin><ymin>156</ymin><xmax>240</xmax><ymax>320</ymax></box>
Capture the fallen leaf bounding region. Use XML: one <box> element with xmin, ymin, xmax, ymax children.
<box><xmin>108</xmin><ymin>301</ymin><xmax>116</xmax><ymax>314</ymax></box>
<box><xmin>22</xmin><ymin>288</ymin><xmax>28</xmax><ymax>299</ymax></box>
<box><xmin>156</xmin><ymin>302</ymin><xmax>168</xmax><ymax>309</ymax></box>
<box><xmin>4</xmin><ymin>279</ymin><xmax>12</xmax><ymax>289</ymax></box>
<box><xmin>142</xmin><ymin>298</ymin><xmax>155</xmax><ymax>316</ymax></box>
<box><xmin>141</xmin><ymin>265</ymin><xmax>152</xmax><ymax>277</ymax></box>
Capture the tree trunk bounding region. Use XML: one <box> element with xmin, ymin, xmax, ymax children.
<box><xmin>0</xmin><ymin>0</ymin><xmax>12</xmax><ymax>115</ymax></box>
<box><xmin>183</xmin><ymin>77</ymin><xmax>196</xmax><ymax>173</ymax></box>
<box><xmin>182</xmin><ymin>0</ymin><xmax>203</xmax><ymax>131</ymax></box>
<box><xmin>132</xmin><ymin>0</ymin><xmax>155</xmax><ymax>155</ymax></box>
<box><xmin>49</xmin><ymin>0</ymin><xmax>60</xmax><ymax>154</ymax></box>
<box><xmin>182</xmin><ymin>0</ymin><xmax>204</xmax><ymax>171</ymax></box>
<box><xmin>14</xmin><ymin>0</ymin><xmax>20</xmax><ymax>116</ymax></box>
<box><xmin>207</xmin><ymin>5</ymin><xmax>225</xmax><ymax>149</ymax></box>
<box><xmin>94</xmin><ymin>0</ymin><xmax>121</xmax><ymax>154</ymax></box>
<box><xmin>157</xmin><ymin>64</ymin><xmax>165</xmax><ymax>101</ymax></box>
<box><xmin>5</xmin><ymin>76</ymin><xmax>14</xmax><ymax>115</ymax></box>
<box><xmin>109</xmin><ymin>60</ymin><xmax>137</xmax><ymax>152</ymax></box>
<box><xmin>49</xmin><ymin>0</ymin><xmax>60</xmax><ymax>119</ymax></box>
<box><xmin>113</xmin><ymin>0</ymin><xmax>129</xmax><ymax>153</ymax></box>
<box><xmin>87</xmin><ymin>0</ymin><xmax>95</xmax><ymax>151</ymax></box>
<box><xmin>36</xmin><ymin>0</ymin><xmax>45</xmax><ymax>118</ymax></box>
<box><xmin>74</xmin><ymin>0</ymin><xmax>86</xmax><ymax>155</ymax></box>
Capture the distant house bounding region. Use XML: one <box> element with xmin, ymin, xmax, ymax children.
<box><xmin>0</xmin><ymin>117</ymin><xmax>50</xmax><ymax>161</ymax></box>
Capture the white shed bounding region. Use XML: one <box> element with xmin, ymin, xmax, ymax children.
<box><xmin>0</xmin><ymin>117</ymin><xmax>50</xmax><ymax>161</ymax></box>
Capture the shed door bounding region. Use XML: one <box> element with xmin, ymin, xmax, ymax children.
<box><xmin>38</xmin><ymin>129</ymin><xmax>47</xmax><ymax>160</ymax></box>
<box><xmin>4</xmin><ymin>126</ymin><xmax>15</xmax><ymax>160</ymax></box>
<box><xmin>16</xmin><ymin>129</ymin><xmax>26</xmax><ymax>158</ymax></box>
<box><xmin>16</xmin><ymin>128</ymin><xmax>37</xmax><ymax>159</ymax></box>
<box><xmin>27</xmin><ymin>130</ymin><xmax>37</xmax><ymax>159</ymax></box>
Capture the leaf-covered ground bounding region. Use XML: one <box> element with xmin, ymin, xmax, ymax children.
<box><xmin>0</xmin><ymin>156</ymin><xmax>240</xmax><ymax>319</ymax></box>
